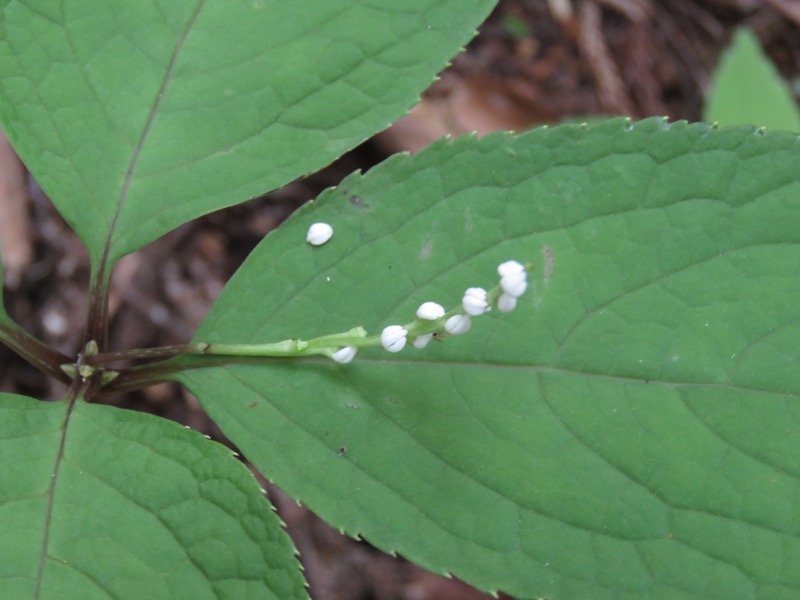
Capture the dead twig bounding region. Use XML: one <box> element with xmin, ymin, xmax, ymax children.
<box><xmin>0</xmin><ymin>131</ymin><xmax>33</xmax><ymax>289</ymax></box>
<box><xmin>578</xmin><ymin>0</ymin><xmax>636</xmax><ymax>115</ymax></box>
<box><xmin>764</xmin><ymin>0</ymin><xmax>800</xmax><ymax>26</ymax></box>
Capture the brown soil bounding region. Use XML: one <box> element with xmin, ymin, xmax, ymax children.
<box><xmin>1</xmin><ymin>2</ymin><xmax>798</xmax><ymax>598</ymax></box>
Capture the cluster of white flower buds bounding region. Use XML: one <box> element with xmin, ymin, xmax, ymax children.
<box><xmin>197</xmin><ymin>244</ymin><xmax>530</xmax><ymax>365</ymax></box>
<box><xmin>329</xmin><ymin>260</ymin><xmax>529</xmax><ymax>363</ymax></box>
<box><xmin>496</xmin><ymin>259</ymin><xmax>528</xmax><ymax>312</ymax></box>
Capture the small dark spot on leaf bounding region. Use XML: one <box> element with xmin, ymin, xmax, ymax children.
<box><xmin>248</xmin><ymin>401</ymin><xmax>259</xmax><ymax>408</ymax></box>
<box><xmin>542</xmin><ymin>245</ymin><xmax>554</xmax><ymax>277</ymax></box>
<box><xmin>350</xmin><ymin>195</ymin><xmax>366</xmax><ymax>208</ymax></box>
<box><xmin>338</xmin><ymin>446</ymin><xmax>347</xmax><ymax>456</ymax></box>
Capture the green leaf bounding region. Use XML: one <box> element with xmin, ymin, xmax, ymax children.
<box><xmin>179</xmin><ymin>118</ymin><xmax>800</xmax><ymax>599</ymax></box>
<box><xmin>705</xmin><ymin>28</ymin><xmax>800</xmax><ymax>132</ymax></box>
<box><xmin>0</xmin><ymin>393</ymin><xmax>306</xmax><ymax>599</ymax></box>
<box><xmin>0</xmin><ymin>0</ymin><xmax>494</xmax><ymax>265</ymax></box>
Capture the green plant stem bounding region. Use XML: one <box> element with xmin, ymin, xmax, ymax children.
<box><xmin>95</xmin><ymin>309</ymin><xmax>481</xmax><ymax>393</ymax></box>
<box><xmin>94</xmin><ymin>328</ymin><xmax>374</xmax><ymax>394</ymax></box>
<box><xmin>0</xmin><ymin>322</ymin><xmax>72</xmax><ymax>384</ymax></box>
<box><xmin>206</xmin><ymin>334</ymin><xmax>377</xmax><ymax>356</ymax></box>
<box><xmin>87</xmin><ymin>326</ymin><xmax>375</xmax><ymax>367</ymax></box>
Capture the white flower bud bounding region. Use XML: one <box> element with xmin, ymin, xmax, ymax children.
<box><xmin>306</xmin><ymin>222</ymin><xmax>333</xmax><ymax>246</ymax></box>
<box><xmin>462</xmin><ymin>287</ymin><xmax>489</xmax><ymax>316</ymax></box>
<box><xmin>331</xmin><ymin>346</ymin><xmax>357</xmax><ymax>364</ymax></box>
<box><xmin>498</xmin><ymin>260</ymin><xmax>525</xmax><ymax>278</ymax></box>
<box><xmin>497</xmin><ymin>293</ymin><xmax>517</xmax><ymax>313</ymax></box>
<box><xmin>416</xmin><ymin>301</ymin><xmax>445</xmax><ymax>321</ymax></box>
<box><xmin>444</xmin><ymin>314</ymin><xmax>471</xmax><ymax>335</ymax></box>
<box><xmin>500</xmin><ymin>274</ymin><xmax>527</xmax><ymax>298</ymax></box>
<box><xmin>381</xmin><ymin>325</ymin><xmax>407</xmax><ymax>352</ymax></box>
<box><xmin>413</xmin><ymin>333</ymin><xmax>433</xmax><ymax>349</ymax></box>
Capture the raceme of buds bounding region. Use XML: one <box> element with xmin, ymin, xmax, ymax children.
<box><xmin>316</xmin><ymin>259</ymin><xmax>529</xmax><ymax>362</ymax></box>
<box><xmin>203</xmin><ymin>260</ymin><xmax>528</xmax><ymax>366</ymax></box>
<box><xmin>416</xmin><ymin>302</ymin><xmax>445</xmax><ymax>321</ymax></box>
<box><xmin>306</xmin><ymin>222</ymin><xmax>333</xmax><ymax>246</ymax></box>
<box><xmin>331</xmin><ymin>346</ymin><xmax>357</xmax><ymax>364</ymax></box>
<box><xmin>381</xmin><ymin>325</ymin><xmax>408</xmax><ymax>352</ymax></box>
<box><xmin>462</xmin><ymin>287</ymin><xmax>489</xmax><ymax>316</ymax></box>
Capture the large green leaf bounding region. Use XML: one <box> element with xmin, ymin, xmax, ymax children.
<box><xmin>0</xmin><ymin>0</ymin><xmax>494</xmax><ymax>265</ymax></box>
<box><xmin>0</xmin><ymin>393</ymin><xmax>306</xmax><ymax>599</ymax></box>
<box><xmin>705</xmin><ymin>28</ymin><xmax>800</xmax><ymax>132</ymax></box>
<box><xmin>179</xmin><ymin>118</ymin><xmax>800</xmax><ymax>599</ymax></box>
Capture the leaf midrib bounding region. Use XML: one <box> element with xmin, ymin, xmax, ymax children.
<box><xmin>195</xmin><ymin>356</ymin><xmax>800</xmax><ymax>400</ymax></box>
<box><xmin>34</xmin><ymin>394</ymin><xmax>79</xmax><ymax>599</ymax></box>
<box><xmin>98</xmin><ymin>0</ymin><xmax>207</xmax><ymax>270</ymax></box>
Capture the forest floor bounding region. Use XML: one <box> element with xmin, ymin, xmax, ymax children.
<box><xmin>1</xmin><ymin>1</ymin><xmax>799</xmax><ymax>598</ymax></box>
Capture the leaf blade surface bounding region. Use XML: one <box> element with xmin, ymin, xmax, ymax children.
<box><xmin>0</xmin><ymin>393</ymin><xmax>306</xmax><ymax>599</ymax></box>
<box><xmin>0</xmin><ymin>0</ymin><xmax>494</xmax><ymax>263</ymax></box>
<box><xmin>179</xmin><ymin>118</ymin><xmax>800</xmax><ymax>599</ymax></box>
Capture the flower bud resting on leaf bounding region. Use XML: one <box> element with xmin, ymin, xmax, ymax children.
<box><xmin>306</xmin><ymin>222</ymin><xmax>333</xmax><ymax>246</ymax></box>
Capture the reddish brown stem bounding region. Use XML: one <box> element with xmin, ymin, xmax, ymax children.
<box><xmin>0</xmin><ymin>322</ymin><xmax>72</xmax><ymax>384</ymax></box>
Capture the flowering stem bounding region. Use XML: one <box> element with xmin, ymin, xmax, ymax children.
<box><xmin>93</xmin><ymin>260</ymin><xmax>533</xmax><ymax>392</ymax></box>
<box><xmin>90</xmin><ymin>297</ymin><xmax>491</xmax><ymax>369</ymax></box>
<box><xmin>89</xmin><ymin>312</ymin><xmax>453</xmax><ymax>372</ymax></box>
<box><xmin>86</xmin><ymin>327</ymin><xmax>372</xmax><ymax>367</ymax></box>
